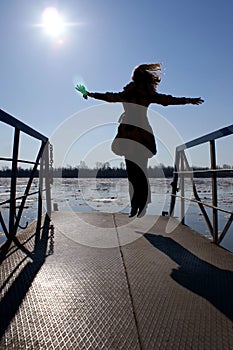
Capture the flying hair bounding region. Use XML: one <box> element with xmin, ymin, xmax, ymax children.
<box><xmin>131</xmin><ymin>63</ymin><xmax>162</xmax><ymax>86</ymax></box>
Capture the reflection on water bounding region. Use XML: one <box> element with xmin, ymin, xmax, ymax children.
<box><xmin>0</xmin><ymin>177</ymin><xmax>233</xmax><ymax>253</ymax></box>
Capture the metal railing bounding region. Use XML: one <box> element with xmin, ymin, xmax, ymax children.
<box><xmin>0</xmin><ymin>109</ymin><xmax>52</xmax><ymax>248</ymax></box>
<box><xmin>169</xmin><ymin>124</ymin><xmax>233</xmax><ymax>244</ymax></box>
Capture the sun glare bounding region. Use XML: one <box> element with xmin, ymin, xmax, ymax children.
<box><xmin>42</xmin><ymin>7</ymin><xmax>65</xmax><ymax>37</ymax></box>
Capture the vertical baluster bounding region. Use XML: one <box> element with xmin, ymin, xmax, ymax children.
<box><xmin>36</xmin><ymin>141</ymin><xmax>44</xmax><ymax>235</ymax></box>
<box><xmin>44</xmin><ymin>142</ymin><xmax>52</xmax><ymax>218</ymax></box>
<box><xmin>9</xmin><ymin>128</ymin><xmax>20</xmax><ymax>235</ymax></box>
<box><xmin>169</xmin><ymin>150</ymin><xmax>180</xmax><ymax>216</ymax></box>
<box><xmin>210</xmin><ymin>140</ymin><xmax>218</xmax><ymax>243</ymax></box>
<box><xmin>180</xmin><ymin>151</ymin><xmax>185</xmax><ymax>224</ymax></box>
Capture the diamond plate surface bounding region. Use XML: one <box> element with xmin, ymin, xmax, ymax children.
<box><xmin>115</xmin><ymin>214</ymin><xmax>233</xmax><ymax>350</ymax></box>
<box><xmin>0</xmin><ymin>213</ymin><xmax>140</xmax><ymax>350</ymax></box>
<box><xmin>1</xmin><ymin>213</ymin><xmax>233</xmax><ymax>349</ymax></box>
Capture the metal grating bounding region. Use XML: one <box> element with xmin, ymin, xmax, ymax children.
<box><xmin>0</xmin><ymin>213</ymin><xmax>140</xmax><ymax>349</ymax></box>
<box><xmin>1</xmin><ymin>213</ymin><xmax>233</xmax><ymax>349</ymax></box>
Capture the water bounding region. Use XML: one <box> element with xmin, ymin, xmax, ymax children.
<box><xmin>0</xmin><ymin>177</ymin><xmax>233</xmax><ymax>253</ymax></box>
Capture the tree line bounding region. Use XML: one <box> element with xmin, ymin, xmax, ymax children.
<box><xmin>0</xmin><ymin>164</ymin><xmax>173</xmax><ymax>178</ymax></box>
<box><xmin>1</xmin><ymin>163</ymin><xmax>233</xmax><ymax>178</ymax></box>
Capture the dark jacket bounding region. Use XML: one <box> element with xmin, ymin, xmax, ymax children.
<box><xmin>89</xmin><ymin>83</ymin><xmax>190</xmax><ymax>158</ymax></box>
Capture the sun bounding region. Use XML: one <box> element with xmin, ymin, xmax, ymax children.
<box><xmin>42</xmin><ymin>7</ymin><xmax>65</xmax><ymax>37</ymax></box>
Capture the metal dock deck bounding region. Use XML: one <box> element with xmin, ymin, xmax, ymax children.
<box><xmin>1</xmin><ymin>212</ymin><xmax>233</xmax><ymax>349</ymax></box>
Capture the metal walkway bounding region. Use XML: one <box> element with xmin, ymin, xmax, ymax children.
<box><xmin>1</xmin><ymin>212</ymin><xmax>233</xmax><ymax>349</ymax></box>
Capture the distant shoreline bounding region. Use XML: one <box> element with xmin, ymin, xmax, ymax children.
<box><xmin>1</xmin><ymin>165</ymin><xmax>233</xmax><ymax>178</ymax></box>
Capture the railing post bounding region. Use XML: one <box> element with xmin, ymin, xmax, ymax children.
<box><xmin>44</xmin><ymin>142</ymin><xmax>52</xmax><ymax>218</ymax></box>
<box><xmin>210</xmin><ymin>139</ymin><xmax>218</xmax><ymax>243</ymax></box>
<box><xmin>170</xmin><ymin>150</ymin><xmax>180</xmax><ymax>216</ymax></box>
<box><xmin>9</xmin><ymin>128</ymin><xmax>20</xmax><ymax>235</ymax></box>
<box><xmin>180</xmin><ymin>151</ymin><xmax>185</xmax><ymax>225</ymax></box>
<box><xmin>36</xmin><ymin>143</ymin><xmax>44</xmax><ymax>234</ymax></box>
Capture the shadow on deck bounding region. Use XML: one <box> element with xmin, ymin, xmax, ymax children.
<box><xmin>0</xmin><ymin>214</ymin><xmax>54</xmax><ymax>341</ymax></box>
<box><xmin>144</xmin><ymin>233</ymin><xmax>233</xmax><ymax>322</ymax></box>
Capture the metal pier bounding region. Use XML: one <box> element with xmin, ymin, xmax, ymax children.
<box><xmin>1</xmin><ymin>212</ymin><xmax>233</xmax><ymax>349</ymax></box>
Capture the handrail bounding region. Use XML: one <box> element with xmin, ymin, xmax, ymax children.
<box><xmin>0</xmin><ymin>189</ymin><xmax>46</xmax><ymax>206</ymax></box>
<box><xmin>0</xmin><ymin>109</ymin><xmax>52</xmax><ymax>251</ymax></box>
<box><xmin>174</xmin><ymin>168</ymin><xmax>233</xmax><ymax>174</ymax></box>
<box><xmin>171</xmin><ymin>194</ymin><xmax>233</xmax><ymax>215</ymax></box>
<box><xmin>170</xmin><ymin>123</ymin><xmax>233</xmax><ymax>245</ymax></box>
<box><xmin>0</xmin><ymin>109</ymin><xmax>48</xmax><ymax>142</ymax></box>
<box><xmin>0</xmin><ymin>157</ymin><xmax>39</xmax><ymax>165</ymax></box>
<box><xmin>176</xmin><ymin>124</ymin><xmax>233</xmax><ymax>151</ymax></box>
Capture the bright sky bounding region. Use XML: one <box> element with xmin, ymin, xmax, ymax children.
<box><xmin>1</xmin><ymin>0</ymin><xmax>233</xmax><ymax>168</ymax></box>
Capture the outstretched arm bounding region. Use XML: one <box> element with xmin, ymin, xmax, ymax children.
<box><xmin>86</xmin><ymin>91</ymin><xmax>125</xmax><ymax>103</ymax></box>
<box><xmin>153</xmin><ymin>92</ymin><xmax>204</xmax><ymax>106</ymax></box>
<box><xmin>75</xmin><ymin>84</ymin><xmax>124</xmax><ymax>102</ymax></box>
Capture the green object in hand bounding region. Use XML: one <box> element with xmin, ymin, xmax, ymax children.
<box><xmin>75</xmin><ymin>84</ymin><xmax>88</xmax><ymax>98</ymax></box>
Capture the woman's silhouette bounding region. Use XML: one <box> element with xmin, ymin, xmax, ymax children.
<box><xmin>82</xmin><ymin>63</ymin><xmax>204</xmax><ymax>217</ymax></box>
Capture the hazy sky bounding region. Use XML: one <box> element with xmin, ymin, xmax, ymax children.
<box><xmin>1</xmin><ymin>0</ymin><xmax>233</xmax><ymax>168</ymax></box>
